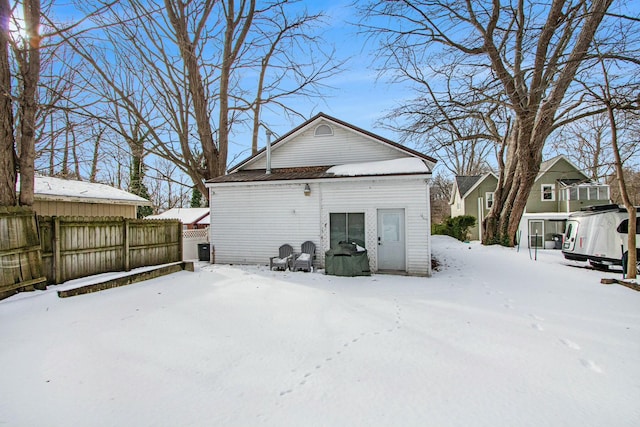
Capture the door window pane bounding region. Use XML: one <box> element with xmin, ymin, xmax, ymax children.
<box><xmin>382</xmin><ymin>213</ymin><xmax>400</xmax><ymax>242</ymax></box>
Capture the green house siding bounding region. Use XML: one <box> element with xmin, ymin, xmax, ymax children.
<box><xmin>464</xmin><ymin>176</ymin><xmax>498</xmax><ymax>240</ymax></box>
<box><xmin>527</xmin><ymin>158</ymin><xmax>586</xmax><ymax>213</ymax></box>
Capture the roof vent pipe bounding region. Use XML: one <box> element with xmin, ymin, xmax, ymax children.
<box><xmin>266</xmin><ymin>128</ymin><xmax>272</xmax><ymax>175</ymax></box>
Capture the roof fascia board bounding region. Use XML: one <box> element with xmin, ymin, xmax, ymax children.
<box><xmin>208</xmin><ymin>173</ymin><xmax>433</xmax><ymax>188</ymax></box>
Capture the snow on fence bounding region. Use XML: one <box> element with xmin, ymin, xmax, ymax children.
<box><xmin>182</xmin><ymin>227</ymin><xmax>209</xmax><ymax>261</ymax></box>
<box><xmin>0</xmin><ymin>207</ymin><xmax>47</xmax><ymax>299</ymax></box>
<box><xmin>38</xmin><ymin>217</ymin><xmax>182</xmax><ymax>285</ymax></box>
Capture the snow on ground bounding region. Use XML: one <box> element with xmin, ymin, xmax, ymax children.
<box><xmin>1</xmin><ymin>236</ymin><xmax>638</xmax><ymax>426</ymax></box>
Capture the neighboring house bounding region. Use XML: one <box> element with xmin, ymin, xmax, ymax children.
<box><xmin>206</xmin><ymin>113</ymin><xmax>437</xmax><ymax>276</ymax></box>
<box><xmin>145</xmin><ymin>208</ymin><xmax>210</xmax><ymax>229</ymax></box>
<box><xmin>527</xmin><ymin>155</ymin><xmax>610</xmax><ymax>214</ymax></box>
<box><xmin>17</xmin><ymin>174</ymin><xmax>151</xmax><ymax>218</ymax></box>
<box><xmin>449</xmin><ymin>173</ymin><xmax>498</xmax><ymax>241</ymax></box>
<box><xmin>450</xmin><ymin>155</ymin><xmax>611</xmax><ymax>246</ymax></box>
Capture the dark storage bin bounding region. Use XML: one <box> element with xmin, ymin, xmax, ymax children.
<box><xmin>198</xmin><ymin>243</ymin><xmax>211</xmax><ymax>262</ymax></box>
<box><xmin>325</xmin><ymin>242</ymin><xmax>370</xmax><ymax>277</ymax></box>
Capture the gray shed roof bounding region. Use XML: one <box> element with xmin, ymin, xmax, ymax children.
<box><xmin>455</xmin><ymin>175</ymin><xmax>484</xmax><ymax>197</ymax></box>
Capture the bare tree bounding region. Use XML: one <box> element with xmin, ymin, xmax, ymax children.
<box><xmin>0</xmin><ymin>0</ymin><xmax>16</xmax><ymax>206</ymax></box>
<box><xmin>588</xmin><ymin>47</ymin><xmax>639</xmax><ymax>278</ymax></box>
<box><xmin>55</xmin><ymin>0</ymin><xmax>343</xmax><ymax>203</ymax></box>
<box><xmin>430</xmin><ymin>173</ymin><xmax>453</xmax><ymax>224</ymax></box>
<box><xmin>362</xmin><ymin>0</ymin><xmax>623</xmax><ymax>246</ymax></box>
<box><xmin>0</xmin><ymin>0</ymin><xmax>43</xmax><ymax>207</ymax></box>
<box><xmin>248</xmin><ymin>2</ymin><xmax>344</xmax><ymax>154</ymax></box>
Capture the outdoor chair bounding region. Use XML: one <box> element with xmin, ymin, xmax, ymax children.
<box><xmin>270</xmin><ymin>244</ymin><xmax>294</xmax><ymax>271</ymax></box>
<box><xmin>292</xmin><ymin>241</ymin><xmax>316</xmax><ymax>272</ymax></box>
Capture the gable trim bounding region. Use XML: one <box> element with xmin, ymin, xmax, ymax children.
<box><xmin>536</xmin><ymin>155</ymin><xmax>589</xmax><ymax>181</ymax></box>
<box><xmin>229</xmin><ymin>112</ymin><xmax>437</xmax><ymax>173</ymax></box>
<box><xmin>460</xmin><ymin>172</ymin><xmax>498</xmax><ymax>200</ymax></box>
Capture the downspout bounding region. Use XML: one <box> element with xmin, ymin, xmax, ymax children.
<box><xmin>265</xmin><ymin>129</ymin><xmax>272</xmax><ymax>175</ymax></box>
<box><xmin>478</xmin><ymin>197</ymin><xmax>484</xmax><ymax>240</ymax></box>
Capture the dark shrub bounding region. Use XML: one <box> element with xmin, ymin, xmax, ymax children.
<box><xmin>432</xmin><ymin>215</ymin><xmax>476</xmax><ymax>241</ymax></box>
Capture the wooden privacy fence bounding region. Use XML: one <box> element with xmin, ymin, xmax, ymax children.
<box><xmin>39</xmin><ymin>217</ymin><xmax>183</xmax><ymax>285</ymax></box>
<box><xmin>0</xmin><ymin>207</ymin><xmax>47</xmax><ymax>299</ymax></box>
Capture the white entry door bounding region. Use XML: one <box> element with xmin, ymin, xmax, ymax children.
<box><xmin>377</xmin><ymin>209</ymin><xmax>406</xmax><ymax>271</ymax></box>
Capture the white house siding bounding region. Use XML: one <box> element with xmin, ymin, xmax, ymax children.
<box><xmin>319</xmin><ymin>177</ymin><xmax>431</xmax><ymax>276</ymax></box>
<box><xmin>247</xmin><ymin>121</ymin><xmax>409</xmax><ymax>170</ymax></box>
<box><xmin>450</xmin><ymin>189</ymin><xmax>464</xmax><ymax>218</ymax></box>
<box><xmin>210</xmin><ymin>182</ymin><xmax>321</xmax><ymax>265</ymax></box>
<box><xmin>210</xmin><ymin>176</ymin><xmax>432</xmax><ymax>276</ymax></box>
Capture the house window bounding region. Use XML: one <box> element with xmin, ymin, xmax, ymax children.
<box><xmin>315</xmin><ymin>124</ymin><xmax>333</xmax><ymax>136</ymax></box>
<box><xmin>485</xmin><ymin>192</ymin><xmax>494</xmax><ymax>209</ymax></box>
<box><xmin>541</xmin><ymin>184</ymin><xmax>555</xmax><ymax>201</ymax></box>
<box><xmin>330</xmin><ymin>213</ymin><xmax>365</xmax><ymax>248</ymax></box>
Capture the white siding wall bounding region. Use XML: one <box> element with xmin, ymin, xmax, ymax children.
<box><xmin>319</xmin><ymin>178</ymin><xmax>431</xmax><ymax>276</ymax></box>
<box><xmin>450</xmin><ymin>189</ymin><xmax>465</xmax><ymax>217</ymax></box>
<box><xmin>247</xmin><ymin>121</ymin><xmax>409</xmax><ymax>170</ymax></box>
<box><xmin>210</xmin><ymin>176</ymin><xmax>432</xmax><ymax>276</ymax></box>
<box><xmin>210</xmin><ymin>183</ymin><xmax>321</xmax><ymax>265</ymax></box>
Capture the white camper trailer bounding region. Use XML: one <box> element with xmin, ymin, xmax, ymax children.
<box><xmin>562</xmin><ymin>204</ymin><xmax>640</xmax><ymax>271</ymax></box>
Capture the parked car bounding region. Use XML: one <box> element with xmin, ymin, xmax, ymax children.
<box><xmin>562</xmin><ymin>204</ymin><xmax>640</xmax><ymax>272</ymax></box>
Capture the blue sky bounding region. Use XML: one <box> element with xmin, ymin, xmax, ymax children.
<box><xmin>227</xmin><ymin>0</ymin><xmax>406</xmax><ymax>165</ymax></box>
<box><xmin>46</xmin><ymin>1</ymin><xmax>640</xmax><ymax>175</ymax></box>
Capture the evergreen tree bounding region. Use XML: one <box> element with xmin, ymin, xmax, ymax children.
<box><xmin>191</xmin><ymin>187</ymin><xmax>203</xmax><ymax>208</ymax></box>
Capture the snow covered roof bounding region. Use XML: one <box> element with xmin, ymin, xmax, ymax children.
<box><xmin>327</xmin><ymin>158</ymin><xmax>430</xmax><ymax>176</ymax></box>
<box><xmin>18</xmin><ymin>175</ymin><xmax>151</xmax><ymax>206</ymax></box>
<box><xmin>208</xmin><ymin>159</ymin><xmax>432</xmax><ymax>185</ymax></box>
<box><xmin>145</xmin><ymin>208</ymin><xmax>209</xmax><ymax>224</ymax></box>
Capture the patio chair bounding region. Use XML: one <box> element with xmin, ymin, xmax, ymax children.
<box><xmin>270</xmin><ymin>244</ymin><xmax>294</xmax><ymax>271</ymax></box>
<box><xmin>292</xmin><ymin>241</ymin><xmax>316</xmax><ymax>272</ymax></box>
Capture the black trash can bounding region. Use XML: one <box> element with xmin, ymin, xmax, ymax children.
<box><xmin>198</xmin><ymin>243</ymin><xmax>211</xmax><ymax>261</ymax></box>
<box><xmin>552</xmin><ymin>234</ymin><xmax>563</xmax><ymax>249</ymax></box>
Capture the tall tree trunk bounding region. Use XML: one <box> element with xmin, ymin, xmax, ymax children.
<box><xmin>483</xmin><ymin>0</ymin><xmax>613</xmax><ymax>246</ymax></box>
<box><xmin>164</xmin><ymin>0</ymin><xmax>219</xmax><ymax>186</ymax></box>
<box><xmin>218</xmin><ymin>0</ymin><xmax>255</xmax><ymax>174</ymax></box>
<box><xmin>0</xmin><ymin>0</ymin><xmax>16</xmax><ymax>206</ymax></box>
<box><xmin>18</xmin><ymin>0</ymin><xmax>41</xmax><ymax>206</ymax></box>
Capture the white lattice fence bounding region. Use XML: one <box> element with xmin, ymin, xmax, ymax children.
<box><xmin>182</xmin><ymin>228</ymin><xmax>209</xmax><ymax>261</ymax></box>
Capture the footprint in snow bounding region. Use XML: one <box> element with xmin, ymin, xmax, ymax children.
<box><xmin>580</xmin><ymin>359</ymin><xmax>603</xmax><ymax>373</ymax></box>
<box><xmin>531</xmin><ymin>323</ymin><xmax>544</xmax><ymax>331</ymax></box>
<box><xmin>560</xmin><ymin>338</ymin><xmax>581</xmax><ymax>350</ymax></box>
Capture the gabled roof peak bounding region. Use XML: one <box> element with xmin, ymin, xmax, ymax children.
<box><xmin>228</xmin><ymin>112</ymin><xmax>436</xmax><ymax>173</ymax></box>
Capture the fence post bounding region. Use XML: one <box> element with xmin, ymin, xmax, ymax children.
<box><xmin>179</xmin><ymin>223</ymin><xmax>183</xmax><ymax>261</ymax></box>
<box><xmin>124</xmin><ymin>218</ymin><xmax>130</xmax><ymax>271</ymax></box>
<box><xmin>53</xmin><ymin>216</ymin><xmax>62</xmax><ymax>285</ymax></box>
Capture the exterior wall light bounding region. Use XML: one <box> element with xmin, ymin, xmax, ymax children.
<box><xmin>304</xmin><ymin>183</ymin><xmax>311</xmax><ymax>196</ymax></box>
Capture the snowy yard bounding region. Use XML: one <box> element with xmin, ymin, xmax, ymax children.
<box><xmin>1</xmin><ymin>236</ymin><xmax>638</xmax><ymax>426</ymax></box>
